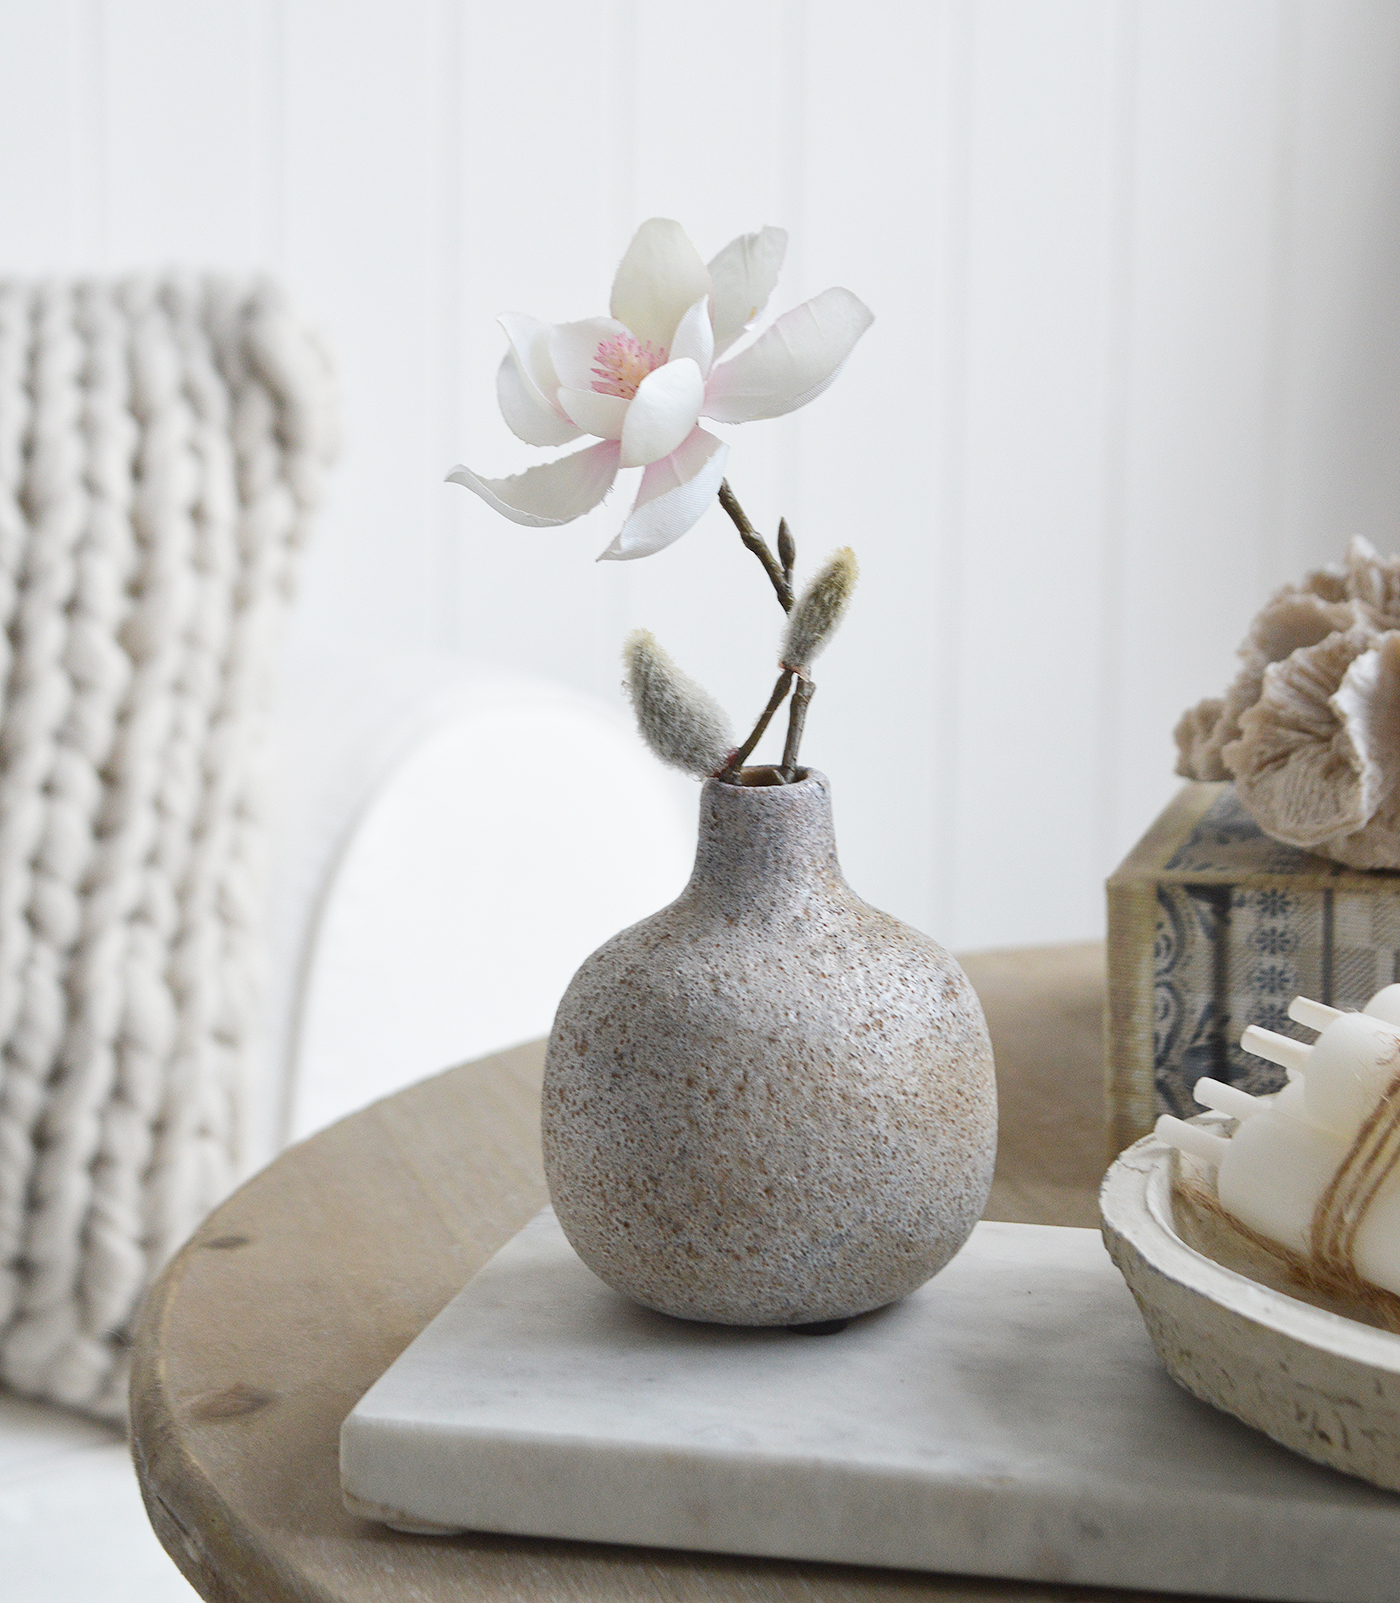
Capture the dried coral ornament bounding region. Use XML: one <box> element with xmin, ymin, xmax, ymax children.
<box><xmin>1175</xmin><ymin>536</ymin><xmax>1400</xmax><ymax>867</ymax></box>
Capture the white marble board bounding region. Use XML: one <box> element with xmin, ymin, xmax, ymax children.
<box><xmin>341</xmin><ymin>1210</ymin><xmax>1400</xmax><ymax>1602</ymax></box>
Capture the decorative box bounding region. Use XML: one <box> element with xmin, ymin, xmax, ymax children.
<box><xmin>1105</xmin><ymin>782</ymin><xmax>1400</xmax><ymax>1152</ymax></box>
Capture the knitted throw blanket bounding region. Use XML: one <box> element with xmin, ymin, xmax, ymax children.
<box><xmin>0</xmin><ymin>276</ymin><xmax>336</xmax><ymax>1419</ymax></box>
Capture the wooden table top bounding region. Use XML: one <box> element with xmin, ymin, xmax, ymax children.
<box><xmin>131</xmin><ymin>941</ymin><xmax>1168</xmax><ymax>1603</ymax></box>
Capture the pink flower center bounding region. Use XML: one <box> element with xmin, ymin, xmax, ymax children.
<box><xmin>591</xmin><ymin>332</ymin><xmax>666</xmax><ymax>400</ymax></box>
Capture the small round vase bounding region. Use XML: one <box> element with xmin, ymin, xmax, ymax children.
<box><xmin>541</xmin><ymin>769</ymin><xmax>996</xmax><ymax>1326</ymax></box>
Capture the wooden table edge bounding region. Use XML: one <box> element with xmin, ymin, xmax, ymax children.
<box><xmin>132</xmin><ymin>1206</ymin><xmax>318</xmax><ymax>1603</ymax></box>
<box><xmin>127</xmin><ymin>946</ymin><xmax>1110</xmax><ymax>1603</ymax></box>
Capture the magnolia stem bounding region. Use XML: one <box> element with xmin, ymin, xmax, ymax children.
<box><xmin>778</xmin><ymin>517</ymin><xmax>795</xmax><ymax>589</ymax></box>
<box><xmin>718</xmin><ymin>669</ymin><xmax>795</xmax><ymax>781</ymax></box>
<box><xmin>780</xmin><ymin>676</ymin><xmax>815</xmax><ymax>781</ymax></box>
<box><xmin>719</xmin><ymin>481</ymin><xmax>792</xmax><ymax>612</ymax></box>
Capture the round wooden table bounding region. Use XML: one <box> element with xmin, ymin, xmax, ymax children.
<box><xmin>132</xmin><ymin>943</ymin><xmax>1162</xmax><ymax>1603</ymax></box>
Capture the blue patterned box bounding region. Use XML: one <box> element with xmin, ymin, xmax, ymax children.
<box><xmin>1106</xmin><ymin>782</ymin><xmax>1400</xmax><ymax>1152</ymax></box>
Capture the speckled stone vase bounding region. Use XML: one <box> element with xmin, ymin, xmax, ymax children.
<box><xmin>542</xmin><ymin>769</ymin><xmax>997</xmax><ymax>1326</ymax></box>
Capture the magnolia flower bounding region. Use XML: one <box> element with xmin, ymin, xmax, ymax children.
<box><xmin>448</xmin><ymin>219</ymin><xmax>873</xmax><ymax>560</ymax></box>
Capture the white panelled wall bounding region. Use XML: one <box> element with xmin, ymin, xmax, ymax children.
<box><xmin>3</xmin><ymin>0</ymin><xmax>1400</xmax><ymax>952</ymax></box>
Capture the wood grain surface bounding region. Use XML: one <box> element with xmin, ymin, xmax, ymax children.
<box><xmin>130</xmin><ymin>942</ymin><xmax>1172</xmax><ymax>1603</ymax></box>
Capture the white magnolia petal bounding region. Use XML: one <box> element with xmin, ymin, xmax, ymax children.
<box><xmin>619</xmin><ymin>359</ymin><xmax>704</xmax><ymax>469</ymax></box>
<box><xmin>702</xmin><ymin>287</ymin><xmax>874</xmax><ymax>423</ymax></box>
<box><xmin>557</xmin><ymin>386</ymin><xmax>630</xmax><ymax>440</ymax></box>
<box><xmin>707</xmin><ymin>226</ymin><xmax>787</xmax><ymax>356</ymax></box>
<box><xmin>497</xmin><ymin>351</ymin><xmax>582</xmax><ymax>447</ymax></box>
<box><xmin>498</xmin><ymin>312</ymin><xmax>562</xmax><ymax>402</ymax></box>
<box><xmin>669</xmin><ymin>297</ymin><xmax>714</xmax><ymax>377</ymax></box>
<box><xmin>610</xmin><ymin>218</ymin><xmax>712</xmax><ymax>350</ymax></box>
<box><xmin>447</xmin><ymin>439</ymin><xmax>620</xmax><ymax>528</ymax></box>
<box><xmin>549</xmin><ymin>317</ymin><xmax>632</xmax><ymax>392</ymax></box>
<box><xmin>599</xmin><ymin>427</ymin><xmax>728</xmax><ymax>561</ymax></box>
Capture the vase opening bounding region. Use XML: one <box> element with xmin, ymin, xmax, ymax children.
<box><xmin>731</xmin><ymin>765</ymin><xmax>812</xmax><ymax>787</ymax></box>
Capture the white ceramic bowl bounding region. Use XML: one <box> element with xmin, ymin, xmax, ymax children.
<box><xmin>1100</xmin><ymin>1119</ymin><xmax>1400</xmax><ymax>1492</ymax></box>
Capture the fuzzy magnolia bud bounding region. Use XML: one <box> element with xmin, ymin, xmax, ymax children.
<box><xmin>623</xmin><ymin>629</ymin><xmax>735</xmax><ymax>778</ymax></box>
<box><xmin>781</xmin><ymin>547</ymin><xmax>858</xmax><ymax>671</ymax></box>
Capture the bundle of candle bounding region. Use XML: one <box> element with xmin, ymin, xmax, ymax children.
<box><xmin>1155</xmin><ymin>986</ymin><xmax>1400</xmax><ymax>1307</ymax></box>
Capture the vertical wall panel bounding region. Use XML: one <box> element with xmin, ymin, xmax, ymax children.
<box><xmin>1112</xmin><ymin>0</ymin><xmax>1288</xmax><ymax>863</ymax></box>
<box><xmin>798</xmin><ymin>0</ymin><xmax>951</xmax><ymax>938</ymax></box>
<box><xmin>102</xmin><ymin>0</ymin><xmax>270</xmax><ymax>269</ymax></box>
<box><xmin>1094</xmin><ymin>0</ymin><xmax>1138</xmax><ymax>901</ymax></box>
<box><xmin>1274</xmin><ymin>4</ymin><xmax>1400</xmax><ymax>583</ymax></box>
<box><xmin>3</xmin><ymin>1</ymin><xmax>1400</xmax><ymax>951</ymax></box>
<box><xmin>0</xmin><ymin>2</ymin><xmax>85</xmax><ymax>271</ymax></box>
<box><xmin>281</xmin><ymin>0</ymin><xmax>440</xmax><ymax>660</ymax></box>
<box><xmin>445</xmin><ymin>1</ymin><xmax>622</xmax><ymax>705</ymax></box>
<box><xmin>951</xmin><ymin>0</ymin><xmax>1118</xmax><ymax>948</ymax></box>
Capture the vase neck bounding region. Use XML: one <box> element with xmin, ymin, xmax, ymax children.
<box><xmin>685</xmin><ymin>771</ymin><xmax>844</xmax><ymax>912</ymax></box>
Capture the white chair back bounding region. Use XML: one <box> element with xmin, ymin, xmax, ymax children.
<box><xmin>264</xmin><ymin>653</ymin><xmax>695</xmax><ymax>1149</ymax></box>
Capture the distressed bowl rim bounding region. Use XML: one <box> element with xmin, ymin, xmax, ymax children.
<box><xmin>1100</xmin><ymin>1120</ymin><xmax>1400</xmax><ymax>1371</ymax></box>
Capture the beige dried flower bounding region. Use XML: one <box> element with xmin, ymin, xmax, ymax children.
<box><xmin>623</xmin><ymin>629</ymin><xmax>735</xmax><ymax>778</ymax></box>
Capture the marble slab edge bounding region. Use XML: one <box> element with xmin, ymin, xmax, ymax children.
<box><xmin>342</xmin><ymin>1210</ymin><xmax>1400</xmax><ymax>1603</ymax></box>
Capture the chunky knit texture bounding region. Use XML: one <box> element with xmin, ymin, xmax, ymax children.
<box><xmin>0</xmin><ymin>275</ymin><xmax>335</xmax><ymax>1419</ymax></box>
